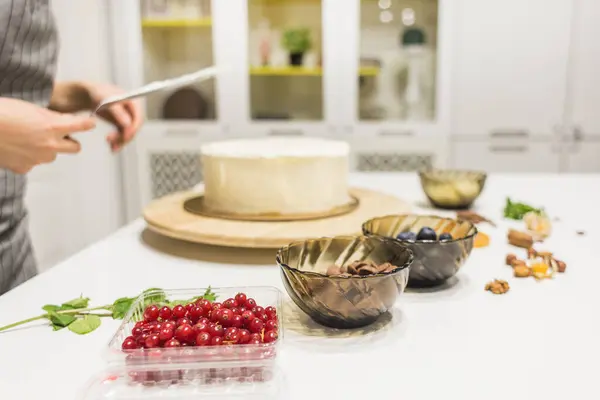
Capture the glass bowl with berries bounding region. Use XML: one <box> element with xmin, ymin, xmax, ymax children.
<box><xmin>362</xmin><ymin>214</ymin><xmax>477</xmax><ymax>287</ymax></box>
<box><xmin>277</xmin><ymin>235</ymin><xmax>413</xmax><ymax>329</ymax></box>
<box><xmin>106</xmin><ymin>286</ymin><xmax>283</xmax><ymax>384</ymax></box>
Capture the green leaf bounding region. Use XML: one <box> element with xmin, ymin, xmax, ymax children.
<box><xmin>62</xmin><ymin>296</ymin><xmax>90</xmax><ymax>309</ymax></box>
<box><xmin>49</xmin><ymin>311</ymin><xmax>77</xmax><ymax>328</ymax></box>
<box><xmin>202</xmin><ymin>286</ymin><xmax>217</xmax><ymax>302</ymax></box>
<box><xmin>503</xmin><ymin>197</ymin><xmax>543</xmax><ymax>220</ymax></box>
<box><xmin>43</xmin><ymin>305</ymin><xmax>60</xmax><ymax>312</ymax></box>
<box><xmin>52</xmin><ymin>324</ymin><xmax>65</xmax><ymax>331</ymax></box>
<box><xmin>68</xmin><ymin>315</ymin><xmax>101</xmax><ymax>335</ymax></box>
<box><xmin>112</xmin><ymin>297</ymin><xmax>135</xmax><ymax>320</ymax></box>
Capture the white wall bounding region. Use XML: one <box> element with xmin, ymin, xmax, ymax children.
<box><xmin>25</xmin><ymin>1</ymin><xmax>124</xmax><ymax>272</ymax></box>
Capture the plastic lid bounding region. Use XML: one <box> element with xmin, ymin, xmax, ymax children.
<box><xmin>401</xmin><ymin>27</ymin><xmax>426</xmax><ymax>46</ymax></box>
<box><xmin>80</xmin><ymin>363</ymin><xmax>285</xmax><ymax>400</ymax></box>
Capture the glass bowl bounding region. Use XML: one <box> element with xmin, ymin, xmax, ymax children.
<box><xmin>362</xmin><ymin>215</ymin><xmax>477</xmax><ymax>287</ymax></box>
<box><xmin>276</xmin><ymin>235</ymin><xmax>413</xmax><ymax>329</ymax></box>
<box><xmin>419</xmin><ymin>169</ymin><xmax>487</xmax><ymax>209</ymax></box>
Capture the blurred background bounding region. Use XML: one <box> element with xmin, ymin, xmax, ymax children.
<box><xmin>33</xmin><ymin>0</ymin><xmax>598</xmax><ymax>270</ymax></box>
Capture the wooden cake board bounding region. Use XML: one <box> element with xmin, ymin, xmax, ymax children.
<box><xmin>143</xmin><ymin>187</ymin><xmax>411</xmax><ymax>249</ymax></box>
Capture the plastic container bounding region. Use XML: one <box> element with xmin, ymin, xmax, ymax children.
<box><xmin>80</xmin><ymin>362</ymin><xmax>284</xmax><ymax>399</ymax></box>
<box><xmin>105</xmin><ymin>287</ymin><xmax>283</xmax><ymax>384</ymax></box>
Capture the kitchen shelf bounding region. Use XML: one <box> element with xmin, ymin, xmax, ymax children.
<box><xmin>249</xmin><ymin>66</ymin><xmax>379</xmax><ymax>76</ymax></box>
<box><xmin>141</xmin><ymin>18</ymin><xmax>213</xmax><ymax>28</ymax></box>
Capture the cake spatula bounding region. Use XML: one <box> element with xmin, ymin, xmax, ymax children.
<box><xmin>92</xmin><ymin>66</ymin><xmax>218</xmax><ymax>115</ymax></box>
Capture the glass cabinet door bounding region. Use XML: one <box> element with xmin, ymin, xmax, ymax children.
<box><xmin>357</xmin><ymin>0</ymin><xmax>439</xmax><ymax>123</ymax></box>
<box><xmin>247</xmin><ymin>0</ymin><xmax>324</xmax><ymax>121</ymax></box>
<box><xmin>139</xmin><ymin>0</ymin><xmax>218</xmax><ymax>121</ymax></box>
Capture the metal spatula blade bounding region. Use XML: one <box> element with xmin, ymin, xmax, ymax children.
<box><xmin>93</xmin><ymin>66</ymin><xmax>218</xmax><ymax>114</ymax></box>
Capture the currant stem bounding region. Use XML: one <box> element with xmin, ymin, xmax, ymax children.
<box><xmin>0</xmin><ymin>305</ymin><xmax>112</xmax><ymax>332</ymax></box>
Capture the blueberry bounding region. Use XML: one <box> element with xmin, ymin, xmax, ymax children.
<box><xmin>416</xmin><ymin>227</ymin><xmax>437</xmax><ymax>241</ymax></box>
<box><xmin>439</xmin><ymin>233</ymin><xmax>453</xmax><ymax>241</ymax></box>
<box><xmin>396</xmin><ymin>231</ymin><xmax>417</xmax><ymax>241</ymax></box>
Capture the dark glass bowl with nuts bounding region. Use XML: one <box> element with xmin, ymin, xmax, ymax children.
<box><xmin>276</xmin><ymin>235</ymin><xmax>413</xmax><ymax>329</ymax></box>
<box><xmin>362</xmin><ymin>214</ymin><xmax>477</xmax><ymax>288</ymax></box>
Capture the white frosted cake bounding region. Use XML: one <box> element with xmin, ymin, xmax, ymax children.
<box><xmin>200</xmin><ymin>137</ymin><xmax>352</xmax><ymax>215</ymax></box>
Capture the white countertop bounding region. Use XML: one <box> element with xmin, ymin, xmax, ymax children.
<box><xmin>0</xmin><ymin>173</ymin><xmax>598</xmax><ymax>400</ymax></box>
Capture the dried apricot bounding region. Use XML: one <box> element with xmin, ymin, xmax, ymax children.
<box><xmin>474</xmin><ymin>232</ymin><xmax>490</xmax><ymax>248</ymax></box>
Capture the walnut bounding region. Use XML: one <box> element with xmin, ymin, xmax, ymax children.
<box><xmin>357</xmin><ymin>265</ymin><xmax>378</xmax><ymax>275</ymax></box>
<box><xmin>506</xmin><ymin>254</ymin><xmax>517</xmax><ymax>266</ymax></box>
<box><xmin>511</xmin><ymin>259</ymin><xmax>526</xmax><ymax>268</ymax></box>
<box><xmin>513</xmin><ymin>265</ymin><xmax>531</xmax><ymax>278</ymax></box>
<box><xmin>556</xmin><ymin>260</ymin><xmax>566</xmax><ymax>273</ymax></box>
<box><xmin>508</xmin><ymin>229</ymin><xmax>534</xmax><ymax>249</ymax></box>
<box><xmin>485</xmin><ymin>279</ymin><xmax>510</xmax><ymax>295</ymax></box>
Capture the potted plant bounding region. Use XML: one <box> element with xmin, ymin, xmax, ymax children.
<box><xmin>282</xmin><ymin>28</ymin><xmax>312</xmax><ymax>66</ymax></box>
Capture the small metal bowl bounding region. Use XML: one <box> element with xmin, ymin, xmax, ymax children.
<box><xmin>362</xmin><ymin>215</ymin><xmax>477</xmax><ymax>287</ymax></box>
<box><xmin>277</xmin><ymin>235</ymin><xmax>413</xmax><ymax>329</ymax></box>
<box><xmin>419</xmin><ymin>169</ymin><xmax>487</xmax><ymax>209</ymax></box>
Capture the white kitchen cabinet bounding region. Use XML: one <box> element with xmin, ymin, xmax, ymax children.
<box><xmin>450</xmin><ymin>138</ymin><xmax>561</xmax><ymax>173</ymax></box>
<box><xmin>567</xmin><ymin>0</ymin><xmax>600</xmax><ymax>137</ymax></box>
<box><xmin>451</xmin><ymin>0</ymin><xmax>573</xmax><ymax>136</ymax></box>
<box><xmin>563</xmin><ymin>138</ymin><xmax>600</xmax><ymax>173</ymax></box>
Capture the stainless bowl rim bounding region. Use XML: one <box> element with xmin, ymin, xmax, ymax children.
<box><xmin>276</xmin><ymin>235</ymin><xmax>414</xmax><ymax>280</ymax></box>
<box><xmin>361</xmin><ymin>214</ymin><xmax>479</xmax><ymax>245</ymax></box>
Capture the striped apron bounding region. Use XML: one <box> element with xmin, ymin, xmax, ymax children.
<box><xmin>0</xmin><ymin>0</ymin><xmax>58</xmax><ymax>295</ymax></box>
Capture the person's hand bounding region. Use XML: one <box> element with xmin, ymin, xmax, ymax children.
<box><xmin>0</xmin><ymin>98</ymin><xmax>96</xmax><ymax>174</ymax></box>
<box><xmin>86</xmin><ymin>83</ymin><xmax>143</xmax><ymax>152</ymax></box>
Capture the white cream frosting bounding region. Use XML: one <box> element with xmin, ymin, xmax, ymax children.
<box><xmin>200</xmin><ymin>137</ymin><xmax>351</xmax><ymax>215</ymax></box>
<box><xmin>200</xmin><ymin>137</ymin><xmax>350</xmax><ymax>158</ymax></box>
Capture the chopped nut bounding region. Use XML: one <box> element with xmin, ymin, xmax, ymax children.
<box><xmin>347</xmin><ymin>263</ymin><xmax>359</xmax><ymax>275</ymax></box>
<box><xmin>376</xmin><ymin>262</ymin><xmax>394</xmax><ymax>273</ymax></box>
<box><xmin>537</xmin><ymin>251</ymin><xmax>553</xmax><ymax>258</ymax></box>
<box><xmin>527</xmin><ymin>248</ymin><xmax>537</xmax><ymax>259</ymax></box>
<box><xmin>513</xmin><ymin>265</ymin><xmax>532</xmax><ymax>278</ymax></box>
<box><xmin>457</xmin><ymin>211</ymin><xmax>496</xmax><ymax>227</ymax></box>
<box><xmin>556</xmin><ymin>260</ymin><xmax>567</xmax><ymax>273</ymax></box>
<box><xmin>358</xmin><ymin>265</ymin><xmax>378</xmax><ymax>275</ymax></box>
<box><xmin>511</xmin><ymin>259</ymin><xmax>526</xmax><ymax>268</ymax></box>
<box><xmin>506</xmin><ymin>254</ymin><xmax>517</xmax><ymax>266</ymax></box>
<box><xmin>485</xmin><ymin>279</ymin><xmax>510</xmax><ymax>295</ymax></box>
<box><xmin>508</xmin><ymin>229</ymin><xmax>534</xmax><ymax>249</ymax></box>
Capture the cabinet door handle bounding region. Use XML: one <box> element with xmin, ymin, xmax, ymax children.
<box><xmin>489</xmin><ymin>145</ymin><xmax>528</xmax><ymax>153</ymax></box>
<box><xmin>573</xmin><ymin>126</ymin><xmax>584</xmax><ymax>142</ymax></box>
<box><xmin>269</xmin><ymin>129</ymin><xmax>304</xmax><ymax>136</ymax></box>
<box><xmin>489</xmin><ymin>130</ymin><xmax>529</xmax><ymax>138</ymax></box>
<box><xmin>378</xmin><ymin>130</ymin><xmax>414</xmax><ymax>137</ymax></box>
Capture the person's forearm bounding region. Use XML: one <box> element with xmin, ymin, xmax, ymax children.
<box><xmin>48</xmin><ymin>81</ymin><xmax>93</xmax><ymax>113</ymax></box>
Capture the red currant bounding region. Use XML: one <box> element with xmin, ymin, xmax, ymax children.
<box><xmin>143</xmin><ymin>305</ymin><xmax>160</xmax><ymax>322</ymax></box>
<box><xmin>134</xmin><ymin>321</ymin><xmax>145</xmax><ymax>329</ymax></box>
<box><xmin>218</xmin><ymin>309</ymin><xmax>234</xmax><ymax>326</ymax></box>
<box><xmin>211</xmin><ymin>302</ymin><xmax>222</xmax><ymax>311</ymax></box>
<box><xmin>185</xmin><ymin>303</ymin><xmax>195</xmax><ymax>312</ymax></box>
<box><xmin>208</xmin><ymin>324</ymin><xmax>224</xmax><ymax>337</ymax></box>
<box><xmin>188</xmin><ymin>306</ymin><xmax>204</xmax><ymax>322</ymax></box>
<box><xmin>250</xmin><ymin>333</ymin><xmax>261</xmax><ymax>342</ymax></box>
<box><xmin>241</xmin><ymin>310</ymin><xmax>255</xmax><ymax>324</ymax></box>
<box><xmin>223</xmin><ymin>298</ymin><xmax>237</xmax><ymax>309</ymax></box>
<box><xmin>248</xmin><ymin>318</ymin><xmax>264</xmax><ymax>334</ymax></box>
<box><xmin>192</xmin><ymin>322</ymin><xmax>209</xmax><ymax>335</ymax></box>
<box><xmin>245</xmin><ymin>298</ymin><xmax>257</xmax><ymax>309</ymax></box>
<box><xmin>224</xmin><ymin>327</ymin><xmax>240</xmax><ymax>343</ymax></box>
<box><xmin>231</xmin><ymin>307</ymin><xmax>240</xmax><ymax>315</ymax></box>
<box><xmin>121</xmin><ymin>336</ymin><xmax>138</xmax><ymax>350</ymax></box>
<box><xmin>238</xmin><ymin>329</ymin><xmax>251</xmax><ymax>344</ymax></box>
<box><xmin>174</xmin><ymin>324</ymin><xmax>194</xmax><ymax>342</ymax></box>
<box><xmin>153</xmin><ymin>322</ymin><xmax>163</xmax><ymax>332</ymax></box>
<box><xmin>210</xmin><ymin>309</ymin><xmax>223</xmax><ymax>323</ymax></box>
<box><xmin>197</xmin><ymin>317</ymin><xmax>210</xmax><ymax>325</ymax></box>
<box><xmin>196</xmin><ymin>299</ymin><xmax>212</xmax><ymax>313</ymax></box>
<box><xmin>163</xmin><ymin>321</ymin><xmax>176</xmax><ymax>331</ymax></box>
<box><xmin>265</xmin><ymin>320</ymin><xmax>278</xmax><ymax>331</ymax></box>
<box><xmin>263</xmin><ymin>330</ymin><xmax>278</xmax><ymax>343</ymax></box>
<box><xmin>176</xmin><ymin>317</ymin><xmax>192</xmax><ymax>327</ymax></box>
<box><xmin>248</xmin><ymin>339</ymin><xmax>261</xmax><ymax>345</ymax></box>
<box><xmin>172</xmin><ymin>305</ymin><xmax>187</xmax><ymax>320</ymax></box>
<box><xmin>164</xmin><ymin>338</ymin><xmax>181</xmax><ymax>348</ymax></box>
<box><xmin>158</xmin><ymin>326</ymin><xmax>174</xmax><ymax>341</ymax></box>
<box><xmin>131</xmin><ymin>326</ymin><xmax>143</xmax><ymax>337</ymax></box>
<box><xmin>235</xmin><ymin>293</ymin><xmax>247</xmax><ymax>305</ymax></box>
<box><xmin>136</xmin><ymin>333</ymin><xmax>149</xmax><ymax>346</ymax></box>
<box><xmin>230</xmin><ymin>314</ymin><xmax>244</xmax><ymax>329</ymax></box>
<box><xmin>265</xmin><ymin>306</ymin><xmax>277</xmax><ymax>318</ymax></box>
<box><xmin>158</xmin><ymin>306</ymin><xmax>172</xmax><ymax>321</ymax></box>
<box><xmin>181</xmin><ymin>342</ymin><xmax>190</xmax><ymax>347</ymax></box>
<box><xmin>238</xmin><ymin>307</ymin><xmax>247</xmax><ymax>313</ymax></box>
<box><xmin>258</xmin><ymin>313</ymin><xmax>269</xmax><ymax>323</ymax></box>
<box><xmin>211</xmin><ymin>336</ymin><xmax>223</xmax><ymax>346</ymax></box>
<box><xmin>196</xmin><ymin>332</ymin><xmax>211</xmax><ymax>346</ymax></box>
<box><xmin>145</xmin><ymin>334</ymin><xmax>161</xmax><ymax>348</ymax></box>
<box><xmin>142</xmin><ymin>322</ymin><xmax>156</xmax><ymax>332</ymax></box>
